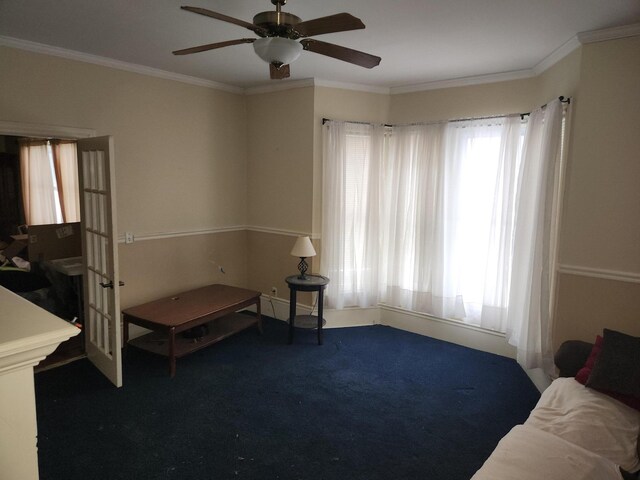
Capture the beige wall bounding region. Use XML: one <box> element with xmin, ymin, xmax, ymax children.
<box><xmin>246</xmin><ymin>86</ymin><xmax>314</xmax><ymax>234</ymax></box>
<box><xmin>118</xmin><ymin>230</ymin><xmax>247</xmax><ymax>309</ymax></box>
<box><xmin>555</xmin><ymin>274</ymin><xmax>640</xmax><ymax>346</ymax></box>
<box><xmin>553</xmin><ymin>36</ymin><xmax>640</xmax><ymax>346</ymax></box>
<box><xmin>536</xmin><ymin>48</ymin><xmax>582</xmax><ymax>105</ymax></box>
<box><xmin>0</xmin><ymin>47</ymin><xmax>248</xmax><ymax>235</ymax></box>
<box><xmin>389</xmin><ymin>77</ymin><xmax>540</xmax><ymax>124</ymax></box>
<box><xmin>245</xmin><ymin>230</ymin><xmax>312</xmax><ymax>305</ymax></box>
<box><xmin>2</xmin><ymin>35</ymin><xmax>639</xmax><ymax>352</ymax></box>
<box><xmin>0</xmin><ymin>46</ymin><xmax>249</xmax><ymax>305</ymax></box>
<box><xmin>244</xmin><ymin>87</ymin><xmax>315</xmax><ymax>303</ymax></box>
<box><xmin>389</xmin><ymin>48</ymin><xmax>580</xmax><ymax>126</ymax></box>
<box><xmin>559</xmin><ymin>37</ymin><xmax>640</xmax><ymax>272</ymax></box>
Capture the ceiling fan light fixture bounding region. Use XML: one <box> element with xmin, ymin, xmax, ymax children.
<box><xmin>253</xmin><ymin>37</ymin><xmax>302</xmax><ymax>66</ymax></box>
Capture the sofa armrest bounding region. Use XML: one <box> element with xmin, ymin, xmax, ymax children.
<box><xmin>554</xmin><ymin>340</ymin><xmax>593</xmax><ymax>377</ymax></box>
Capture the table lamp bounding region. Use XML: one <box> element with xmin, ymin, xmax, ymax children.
<box><xmin>290</xmin><ymin>236</ymin><xmax>316</xmax><ymax>280</ymax></box>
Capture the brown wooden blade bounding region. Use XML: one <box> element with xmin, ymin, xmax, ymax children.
<box><xmin>180</xmin><ymin>6</ymin><xmax>267</xmax><ymax>35</ymax></box>
<box><xmin>173</xmin><ymin>38</ymin><xmax>255</xmax><ymax>55</ymax></box>
<box><xmin>270</xmin><ymin>63</ymin><xmax>290</xmax><ymax>80</ymax></box>
<box><xmin>300</xmin><ymin>39</ymin><xmax>381</xmax><ymax>68</ymax></box>
<box><xmin>295</xmin><ymin>13</ymin><xmax>365</xmax><ymax>37</ymax></box>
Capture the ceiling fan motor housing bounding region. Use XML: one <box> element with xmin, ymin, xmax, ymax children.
<box><xmin>253</xmin><ymin>11</ymin><xmax>302</xmax><ymax>38</ymax></box>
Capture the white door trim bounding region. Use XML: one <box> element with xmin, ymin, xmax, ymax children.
<box><xmin>0</xmin><ymin>120</ymin><xmax>95</xmax><ymax>139</ymax></box>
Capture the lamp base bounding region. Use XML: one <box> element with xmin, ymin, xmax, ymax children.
<box><xmin>297</xmin><ymin>257</ymin><xmax>309</xmax><ymax>280</ymax></box>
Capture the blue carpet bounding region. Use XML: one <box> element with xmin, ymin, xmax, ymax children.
<box><xmin>35</xmin><ymin>317</ymin><xmax>540</xmax><ymax>480</ymax></box>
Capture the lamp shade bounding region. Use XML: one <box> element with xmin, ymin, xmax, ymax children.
<box><xmin>253</xmin><ymin>37</ymin><xmax>303</xmax><ymax>65</ymax></box>
<box><xmin>290</xmin><ymin>236</ymin><xmax>316</xmax><ymax>258</ymax></box>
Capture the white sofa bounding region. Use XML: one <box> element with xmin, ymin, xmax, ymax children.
<box><xmin>472</xmin><ymin>338</ymin><xmax>640</xmax><ymax>480</ymax></box>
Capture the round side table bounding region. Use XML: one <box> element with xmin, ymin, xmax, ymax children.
<box><xmin>285</xmin><ymin>274</ymin><xmax>330</xmax><ymax>345</ymax></box>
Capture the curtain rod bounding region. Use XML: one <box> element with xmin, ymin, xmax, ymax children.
<box><xmin>321</xmin><ymin>96</ymin><xmax>570</xmax><ymax>127</ymax></box>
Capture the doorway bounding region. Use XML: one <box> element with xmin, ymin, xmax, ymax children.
<box><xmin>0</xmin><ymin>134</ymin><xmax>84</xmax><ymax>367</ymax></box>
<box><xmin>0</xmin><ymin>121</ymin><xmax>123</xmax><ymax>386</ymax></box>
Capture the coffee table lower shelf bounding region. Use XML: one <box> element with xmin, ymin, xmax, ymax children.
<box><xmin>128</xmin><ymin>312</ymin><xmax>257</xmax><ymax>359</ymax></box>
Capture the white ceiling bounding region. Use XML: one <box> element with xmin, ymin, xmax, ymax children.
<box><xmin>1</xmin><ymin>0</ymin><xmax>639</xmax><ymax>91</ymax></box>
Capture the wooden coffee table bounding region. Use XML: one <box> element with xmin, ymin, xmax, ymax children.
<box><xmin>122</xmin><ymin>284</ymin><xmax>261</xmax><ymax>377</ymax></box>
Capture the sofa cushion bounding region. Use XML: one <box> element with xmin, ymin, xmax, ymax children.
<box><xmin>555</xmin><ymin>340</ymin><xmax>594</xmax><ymax>377</ymax></box>
<box><xmin>576</xmin><ymin>335</ymin><xmax>640</xmax><ymax>412</ymax></box>
<box><xmin>587</xmin><ymin>329</ymin><xmax>640</xmax><ymax>397</ymax></box>
<box><xmin>472</xmin><ymin>424</ymin><xmax>625</xmax><ymax>480</ymax></box>
<box><xmin>525</xmin><ymin>377</ymin><xmax>640</xmax><ymax>472</ymax></box>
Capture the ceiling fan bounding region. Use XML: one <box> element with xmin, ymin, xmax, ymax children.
<box><xmin>173</xmin><ymin>0</ymin><xmax>381</xmax><ymax>80</ymax></box>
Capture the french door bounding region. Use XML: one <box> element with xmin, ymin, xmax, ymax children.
<box><xmin>77</xmin><ymin>136</ymin><xmax>122</xmax><ymax>387</ymax></box>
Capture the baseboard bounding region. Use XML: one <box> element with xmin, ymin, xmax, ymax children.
<box><xmin>379</xmin><ymin>305</ymin><xmax>517</xmax><ymax>359</ymax></box>
<box><xmin>256</xmin><ymin>295</ymin><xmax>379</xmax><ymax>328</ymax></box>
<box><xmin>255</xmin><ymin>295</ymin><xmax>515</xmax><ymax>359</ymax></box>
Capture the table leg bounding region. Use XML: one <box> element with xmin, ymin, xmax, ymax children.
<box><xmin>123</xmin><ymin>315</ymin><xmax>129</xmax><ymax>351</ymax></box>
<box><xmin>317</xmin><ymin>287</ymin><xmax>324</xmax><ymax>345</ymax></box>
<box><xmin>169</xmin><ymin>327</ymin><xmax>176</xmax><ymax>378</ymax></box>
<box><xmin>288</xmin><ymin>287</ymin><xmax>297</xmax><ymax>344</ymax></box>
<box><xmin>256</xmin><ymin>298</ymin><xmax>263</xmax><ymax>334</ymax></box>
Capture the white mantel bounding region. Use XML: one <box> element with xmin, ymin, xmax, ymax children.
<box><xmin>0</xmin><ymin>287</ymin><xmax>80</xmax><ymax>480</ymax></box>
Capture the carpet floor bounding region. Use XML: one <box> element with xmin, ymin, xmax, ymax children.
<box><xmin>35</xmin><ymin>317</ymin><xmax>540</xmax><ymax>480</ymax></box>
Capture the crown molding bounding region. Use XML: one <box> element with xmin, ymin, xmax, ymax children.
<box><xmin>390</xmin><ymin>69</ymin><xmax>535</xmax><ymax>95</ymax></box>
<box><xmin>313</xmin><ymin>79</ymin><xmax>390</xmax><ymax>95</ymax></box>
<box><xmin>245</xmin><ymin>78</ymin><xmax>390</xmax><ymax>96</ymax></box>
<box><xmin>0</xmin><ymin>35</ymin><xmax>243</xmax><ymax>94</ymax></box>
<box><xmin>532</xmin><ymin>35</ymin><xmax>581</xmax><ymax>75</ymax></box>
<box><xmin>577</xmin><ymin>23</ymin><xmax>640</xmax><ymax>44</ymax></box>
<box><xmin>243</xmin><ymin>78</ymin><xmax>315</xmax><ymax>95</ymax></box>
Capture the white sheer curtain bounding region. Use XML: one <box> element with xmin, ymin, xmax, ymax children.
<box><xmin>380</xmin><ymin>118</ymin><xmax>523</xmax><ymax>327</ymax></box>
<box><xmin>321</xmin><ymin>121</ymin><xmax>384</xmax><ymax>309</ymax></box>
<box><xmin>505</xmin><ymin>99</ymin><xmax>564</xmax><ymax>373</ymax></box>
<box><xmin>379</xmin><ymin>123</ymin><xmax>447</xmax><ymax>314</ymax></box>
<box><xmin>20</xmin><ymin>140</ymin><xmax>58</xmax><ymax>225</ymax></box>
<box><xmin>321</xmin><ymin>100</ymin><xmax>566</xmax><ymax>372</ymax></box>
<box><xmin>52</xmin><ymin>140</ymin><xmax>81</xmax><ymax>222</ymax></box>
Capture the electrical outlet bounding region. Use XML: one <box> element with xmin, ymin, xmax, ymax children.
<box><xmin>125</xmin><ymin>232</ymin><xmax>134</xmax><ymax>244</ymax></box>
<box><xmin>270</xmin><ymin>286</ymin><xmax>277</xmax><ymax>297</ymax></box>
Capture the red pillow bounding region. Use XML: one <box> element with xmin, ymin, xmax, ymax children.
<box><xmin>576</xmin><ymin>335</ymin><xmax>640</xmax><ymax>411</ymax></box>
<box><xmin>575</xmin><ymin>335</ymin><xmax>603</xmax><ymax>384</ymax></box>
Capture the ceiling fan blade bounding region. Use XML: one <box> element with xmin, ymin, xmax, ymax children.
<box><xmin>295</xmin><ymin>13</ymin><xmax>365</xmax><ymax>37</ymax></box>
<box><xmin>173</xmin><ymin>38</ymin><xmax>255</xmax><ymax>55</ymax></box>
<box><xmin>181</xmin><ymin>6</ymin><xmax>267</xmax><ymax>35</ymax></box>
<box><xmin>270</xmin><ymin>63</ymin><xmax>290</xmax><ymax>80</ymax></box>
<box><xmin>300</xmin><ymin>39</ymin><xmax>381</xmax><ymax>69</ymax></box>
